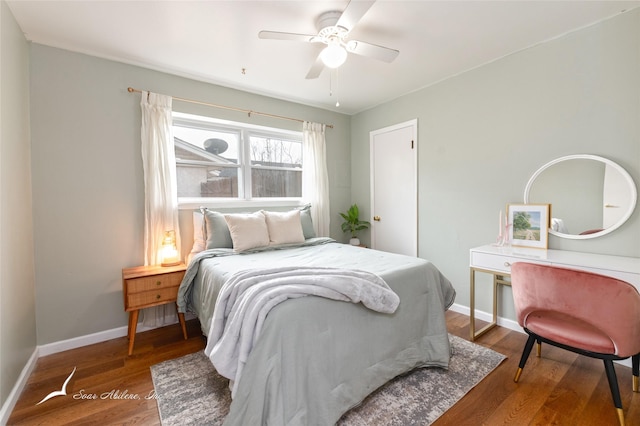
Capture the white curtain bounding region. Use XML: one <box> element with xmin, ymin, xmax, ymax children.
<box><xmin>140</xmin><ymin>91</ymin><xmax>181</xmax><ymax>327</ymax></box>
<box><xmin>302</xmin><ymin>121</ymin><xmax>330</xmax><ymax>237</ymax></box>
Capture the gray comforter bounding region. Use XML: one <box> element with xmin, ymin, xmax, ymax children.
<box><xmin>207</xmin><ymin>267</ymin><xmax>400</xmax><ymax>398</ymax></box>
<box><xmin>177</xmin><ymin>238</ymin><xmax>456</xmax><ymax>425</ymax></box>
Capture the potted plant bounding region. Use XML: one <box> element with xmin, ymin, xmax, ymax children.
<box><xmin>340</xmin><ymin>203</ymin><xmax>371</xmax><ymax>246</ymax></box>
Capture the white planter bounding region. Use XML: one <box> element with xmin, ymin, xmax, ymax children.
<box><xmin>349</xmin><ymin>237</ymin><xmax>360</xmax><ymax>246</ymax></box>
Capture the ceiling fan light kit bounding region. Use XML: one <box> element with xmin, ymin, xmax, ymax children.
<box><xmin>320</xmin><ymin>41</ymin><xmax>348</xmax><ymax>68</ymax></box>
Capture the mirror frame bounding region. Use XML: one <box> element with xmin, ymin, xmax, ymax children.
<box><xmin>524</xmin><ymin>154</ymin><xmax>637</xmax><ymax>240</ymax></box>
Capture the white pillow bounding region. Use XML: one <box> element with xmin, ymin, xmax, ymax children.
<box><xmin>263</xmin><ymin>210</ymin><xmax>305</xmax><ymax>245</ymax></box>
<box><xmin>190</xmin><ymin>211</ymin><xmax>206</xmax><ymax>254</ymax></box>
<box><xmin>224</xmin><ymin>211</ymin><xmax>270</xmax><ymax>252</ymax></box>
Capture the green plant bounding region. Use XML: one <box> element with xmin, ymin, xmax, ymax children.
<box><xmin>340</xmin><ymin>204</ymin><xmax>371</xmax><ymax>238</ymax></box>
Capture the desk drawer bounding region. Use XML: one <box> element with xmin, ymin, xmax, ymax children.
<box><xmin>126</xmin><ymin>271</ymin><xmax>184</xmax><ymax>294</ymax></box>
<box><xmin>471</xmin><ymin>252</ymin><xmax>550</xmax><ymax>274</ymax></box>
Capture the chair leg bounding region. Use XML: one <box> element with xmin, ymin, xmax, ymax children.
<box><xmin>632</xmin><ymin>354</ymin><xmax>639</xmax><ymax>392</ymax></box>
<box><xmin>536</xmin><ymin>340</ymin><xmax>541</xmax><ymax>357</ymax></box>
<box><xmin>514</xmin><ymin>334</ymin><xmax>537</xmax><ymax>383</ymax></box>
<box><xmin>603</xmin><ymin>359</ymin><xmax>625</xmax><ymax>426</ymax></box>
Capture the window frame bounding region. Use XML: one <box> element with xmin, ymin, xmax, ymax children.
<box><xmin>172</xmin><ymin>112</ymin><xmax>304</xmax><ymax>210</ymax></box>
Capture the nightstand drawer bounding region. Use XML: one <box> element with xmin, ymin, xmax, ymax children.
<box><xmin>126</xmin><ymin>286</ymin><xmax>179</xmax><ymax>309</ymax></box>
<box><xmin>126</xmin><ymin>271</ymin><xmax>184</xmax><ymax>294</ymax></box>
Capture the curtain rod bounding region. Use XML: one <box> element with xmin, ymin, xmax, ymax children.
<box><xmin>127</xmin><ymin>87</ymin><xmax>333</xmax><ymax>129</ymax></box>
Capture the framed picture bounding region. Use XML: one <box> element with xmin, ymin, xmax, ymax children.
<box><xmin>507</xmin><ymin>204</ymin><xmax>551</xmax><ymax>249</ymax></box>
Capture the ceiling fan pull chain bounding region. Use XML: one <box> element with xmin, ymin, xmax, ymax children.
<box><xmin>335</xmin><ymin>69</ymin><xmax>340</xmax><ymax>107</ymax></box>
<box><xmin>328</xmin><ymin>66</ymin><xmax>340</xmax><ymax>107</ymax></box>
<box><xmin>329</xmin><ymin>71</ymin><xmax>333</xmax><ymax>97</ymax></box>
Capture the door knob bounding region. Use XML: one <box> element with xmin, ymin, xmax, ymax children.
<box><xmin>373</xmin><ymin>216</ymin><xmax>381</xmax><ymax>221</ymax></box>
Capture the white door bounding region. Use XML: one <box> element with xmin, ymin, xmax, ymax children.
<box><xmin>370</xmin><ymin>119</ymin><xmax>418</xmax><ymax>256</ymax></box>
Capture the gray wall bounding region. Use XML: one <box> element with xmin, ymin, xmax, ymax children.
<box><xmin>29</xmin><ymin>44</ymin><xmax>351</xmax><ymax>346</ymax></box>
<box><xmin>351</xmin><ymin>9</ymin><xmax>640</xmax><ymax>317</ymax></box>
<box><xmin>0</xmin><ymin>0</ymin><xmax>36</xmax><ymax>409</ymax></box>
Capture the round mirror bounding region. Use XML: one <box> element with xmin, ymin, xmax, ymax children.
<box><xmin>524</xmin><ymin>154</ymin><xmax>637</xmax><ymax>240</ymax></box>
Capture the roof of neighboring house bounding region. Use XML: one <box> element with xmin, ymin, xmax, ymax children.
<box><xmin>174</xmin><ymin>137</ymin><xmax>235</xmax><ymax>165</ymax></box>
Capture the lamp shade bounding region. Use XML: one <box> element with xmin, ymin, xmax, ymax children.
<box><xmin>320</xmin><ymin>43</ymin><xmax>347</xmax><ymax>68</ymax></box>
<box><xmin>160</xmin><ymin>230</ymin><xmax>180</xmax><ymax>267</ymax></box>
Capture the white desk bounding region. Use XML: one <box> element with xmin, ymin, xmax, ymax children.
<box><xmin>469</xmin><ymin>244</ymin><xmax>640</xmax><ymax>341</ymax></box>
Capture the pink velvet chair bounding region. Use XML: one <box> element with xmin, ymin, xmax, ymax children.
<box><xmin>510</xmin><ymin>262</ymin><xmax>640</xmax><ymax>426</ymax></box>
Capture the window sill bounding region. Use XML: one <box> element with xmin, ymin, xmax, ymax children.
<box><xmin>178</xmin><ymin>197</ymin><xmax>305</xmax><ymax>211</ymax></box>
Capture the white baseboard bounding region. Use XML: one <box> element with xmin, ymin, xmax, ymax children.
<box><xmin>0</xmin><ymin>313</ymin><xmax>197</xmax><ymax>423</ymax></box>
<box><xmin>0</xmin><ymin>347</ymin><xmax>39</xmax><ymax>426</ymax></box>
<box><xmin>449</xmin><ymin>302</ymin><xmax>522</xmax><ymax>334</ymax></box>
<box><xmin>39</xmin><ymin>325</ymin><xmax>130</xmax><ymax>357</ymax></box>
<box><xmin>39</xmin><ymin>313</ymin><xmax>196</xmax><ymax>356</ymax></box>
<box><xmin>449</xmin><ymin>302</ymin><xmax>470</xmax><ymax>316</ymax></box>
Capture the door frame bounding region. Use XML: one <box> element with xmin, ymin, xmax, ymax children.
<box><xmin>369</xmin><ymin>119</ymin><xmax>418</xmax><ymax>255</ymax></box>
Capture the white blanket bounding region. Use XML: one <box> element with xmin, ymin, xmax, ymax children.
<box><xmin>204</xmin><ymin>267</ymin><xmax>399</xmax><ymax>397</ymax></box>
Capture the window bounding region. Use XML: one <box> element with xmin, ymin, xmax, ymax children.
<box><xmin>172</xmin><ymin>112</ymin><xmax>302</xmax><ymax>205</ymax></box>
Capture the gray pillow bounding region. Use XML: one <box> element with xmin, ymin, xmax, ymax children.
<box><xmin>298</xmin><ymin>204</ymin><xmax>316</xmax><ymax>239</ymax></box>
<box><xmin>200</xmin><ymin>207</ymin><xmax>233</xmax><ymax>249</ymax></box>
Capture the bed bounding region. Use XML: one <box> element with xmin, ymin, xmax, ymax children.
<box><xmin>177</xmin><ymin>209</ymin><xmax>456</xmax><ymax>425</ymax></box>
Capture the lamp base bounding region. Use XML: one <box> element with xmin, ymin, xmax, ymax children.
<box><xmin>161</xmin><ymin>260</ymin><xmax>181</xmax><ymax>267</ymax></box>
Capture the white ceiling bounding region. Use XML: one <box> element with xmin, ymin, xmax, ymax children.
<box><xmin>7</xmin><ymin>0</ymin><xmax>640</xmax><ymax>115</ymax></box>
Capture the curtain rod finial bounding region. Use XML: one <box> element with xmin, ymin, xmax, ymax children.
<box><xmin>127</xmin><ymin>87</ymin><xmax>135</xmax><ymax>93</ymax></box>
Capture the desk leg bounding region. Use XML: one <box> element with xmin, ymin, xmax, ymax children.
<box><xmin>492</xmin><ymin>274</ymin><xmax>500</xmax><ymax>326</ymax></box>
<box><xmin>470</xmin><ymin>268</ymin><xmax>500</xmax><ymax>341</ymax></box>
<box><xmin>127</xmin><ymin>310</ymin><xmax>139</xmax><ymax>356</ymax></box>
<box><xmin>470</xmin><ymin>269</ymin><xmax>476</xmax><ymax>340</ymax></box>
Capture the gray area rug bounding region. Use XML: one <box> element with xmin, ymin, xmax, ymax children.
<box><xmin>151</xmin><ymin>334</ymin><xmax>506</xmax><ymax>425</ymax></box>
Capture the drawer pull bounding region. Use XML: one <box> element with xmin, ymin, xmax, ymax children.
<box><xmin>156</xmin><ymin>281</ymin><xmax>162</xmax><ymax>286</ymax></box>
<box><xmin>504</xmin><ymin>262</ymin><xmax>512</xmax><ymax>267</ymax></box>
<box><xmin>156</xmin><ymin>294</ymin><xmax>161</xmax><ymax>300</ymax></box>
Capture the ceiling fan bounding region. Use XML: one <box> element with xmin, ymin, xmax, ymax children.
<box><xmin>258</xmin><ymin>0</ymin><xmax>399</xmax><ymax>79</ymax></box>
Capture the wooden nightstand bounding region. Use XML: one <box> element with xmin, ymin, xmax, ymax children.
<box><xmin>122</xmin><ymin>263</ymin><xmax>188</xmax><ymax>355</ymax></box>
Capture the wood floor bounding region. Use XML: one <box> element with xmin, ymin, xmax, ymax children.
<box><xmin>8</xmin><ymin>311</ymin><xmax>640</xmax><ymax>425</ymax></box>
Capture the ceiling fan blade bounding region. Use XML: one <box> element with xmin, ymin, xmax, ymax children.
<box><xmin>258</xmin><ymin>30</ymin><xmax>315</xmax><ymax>43</ymax></box>
<box><xmin>336</xmin><ymin>0</ymin><xmax>375</xmax><ymax>31</ymax></box>
<box><xmin>305</xmin><ymin>55</ymin><xmax>325</xmax><ymax>79</ymax></box>
<box><xmin>348</xmin><ymin>40</ymin><xmax>399</xmax><ymax>63</ymax></box>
